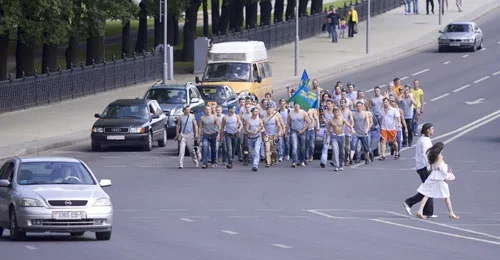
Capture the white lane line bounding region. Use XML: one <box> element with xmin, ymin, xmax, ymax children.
<box><xmin>139</xmin><ymin>165</ymin><xmax>163</xmax><ymax>168</ymax></box>
<box><xmin>430</xmin><ymin>93</ymin><xmax>450</xmax><ymax>101</ymax></box>
<box><xmin>277</xmin><ymin>215</ymin><xmax>310</xmax><ymax>218</ymax></box>
<box><xmin>160</xmin><ymin>209</ymin><xmax>188</xmax><ymax>212</ymax></box>
<box><xmin>114</xmin><ymin>209</ymin><xmax>141</xmax><ymax>212</ymax></box>
<box><xmin>366</xmin><ymin>88</ymin><xmax>374</xmax><ymax>93</ymax></box>
<box><xmin>492</xmin><ymin>71</ymin><xmax>500</xmax><ymax>76</ymax></box>
<box><xmin>443</xmin><ymin>61</ymin><xmax>451</xmax><ymax>64</ymax></box>
<box><xmin>221</xmin><ymin>230</ymin><xmax>239</xmax><ymax>235</ymax></box>
<box><xmin>412</xmin><ymin>69</ymin><xmax>430</xmax><ymax>76</ymax></box>
<box><xmin>371</xmin><ymin>219</ymin><xmax>500</xmax><ymax>246</ymax></box>
<box><xmin>473</xmin><ymin>76</ymin><xmax>490</xmax><ymax>84</ymax></box>
<box><xmin>103</xmin><ymin>165</ymin><xmax>126</xmax><ymax>168</ymax></box>
<box><xmin>462</xmin><ymin>54</ymin><xmax>469</xmax><ymax>58</ymax></box>
<box><xmin>184</xmin><ymin>216</ymin><xmax>210</xmax><ymax>219</ymax></box>
<box><xmin>453</xmin><ymin>84</ymin><xmax>470</xmax><ymax>93</ymax></box>
<box><xmin>228</xmin><ymin>216</ymin><xmax>259</xmax><ymax>219</ymax></box>
<box><xmin>130</xmin><ymin>216</ymin><xmax>160</xmax><ymax>219</ymax></box>
<box><xmin>305</xmin><ymin>209</ymin><xmax>357</xmax><ymax>220</ymax></box>
<box><xmin>434</xmin><ymin>109</ymin><xmax>500</xmax><ymax>141</ymax></box>
<box><xmin>400</xmin><ymin>76</ymin><xmax>409</xmax><ymax>81</ymax></box>
<box><xmin>272</xmin><ymin>244</ymin><xmax>293</xmax><ymax>249</ymax></box>
<box><xmin>208</xmin><ymin>209</ymin><xmax>238</xmax><ymax>212</ymax></box>
<box><xmin>453</xmin><ymin>224</ymin><xmax>500</xmax><ymax>226</ymax></box>
<box><xmin>477</xmin><ymin>219</ymin><xmax>500</xmax><ymax>221</ymax></box>
<box><xmin>180</xmin><ymin>218</ymin><xmax>194</xmax><ymax>222</ymax></box>
<box><xmin>51</xmin><ymin>150</ymin><xmax>86</xmax><ymax>154</ymax></box>
<box><xmin>256</xmin><ymin>208</ymin><xmax>284</xmax><ymax>212</ymax></box>
<box><xmin>24</xmin><ymin>245</ymin><xmax>37</xmax><ymax>250</ymax></box>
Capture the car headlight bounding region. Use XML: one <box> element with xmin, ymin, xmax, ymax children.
<box><xmin>93</xmin><ymin>197</ymin><xmax>112</xmax><ymax>206</ymax></box>
<box><xmin>20</xmin><ymin>198</ymin><xmax>44</xmax><ymax>207</ymax></box>
<box><xmin>92</xmin><ymin>127</ymin><xmax>104</xmax><ymax>133</ymax></box>
<box><xmin>465</xmin><ymin>39</ymin><xmax>474</xmax><ymax>42</ymax></box>
<box><xmin>439</xmin><ymin>38</ymin><xmax>448</xmax><ymax>43</ymax></box>
<box><xmin>129</xmin><ymin>127</ymin><xmax>146</xmax><ymax>133</ymax></box>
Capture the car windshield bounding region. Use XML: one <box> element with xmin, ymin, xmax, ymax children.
<box><xmin>198</xmin><ymin>86</ymin><xmax>227</xmax><ymax>102</ymax></box>
<box><xmin>204</xmin><ymin>63</ymin><xmax>250</xmax><ymax>82</ymax></box>
<box><xmin>100</xmin><ymin>103</ymin><xmax>148</xmax><ymax>119</ymax></box>
<box><xmin>18</xmin><ymin>162</ymin><xmax>96</xmax><ymax>185</ymax></box>
<box><xmin>445</xmin><ymin>24</ymin><xmax>472</xmax><ymax>33</ymax></box>
<box><xmin>145</xmin><ymin>88</ymin><xmax>187</xmax><ymax>104</ymax></box>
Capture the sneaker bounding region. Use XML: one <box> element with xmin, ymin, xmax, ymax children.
<box><xmin>320</xmin><ymin>162</ymin><xmax>325</xmax><ymax>168</ymax></box>
<box><xmin>178</xmin><ymin>166</ymin><xmax>183</xmax><ymax>169</ymax></box>
<box><xmin>300</xmin><ymin>162</ymin><xmax>306</xmax><ymax>167</ymax></box>
<box><xmin>334</xmin><ymin>167</ymin><xmax>338</xmax><ymax>171</ymax></box>
<box><xmin>339</xmin><ymin>167</ymin><xmax>344</xmax><ymax>171</ymax></box>
<box><xmin>427</xmin><ymin>214</ymin><xmax>438</xmax><ymax>218</ymax></box>
<box><xmin>265</xmin><ymin>164</ymin><xmax>270</xmax><ymax>168</ymax></box>
<box><xmin>285</xmin><ymin>155</ymin><xmax>290</xmax><ymax>161</ymax></box>
<box><xmin>292</xmin><ymin>163</ymin><xmax>296</xmax><ymax>168</ymax></box>
<box><xmin>365</xmin><ymin>160</ymin><xmax>370</xmax><ymax>165</ymax></box>
<box><xmin>278</xmin><ymin>158</ymin><xmax>283</xmax><ymax>162</ymax></box>
<box><xmin>329</xmin><ymin>161</ymin><xmax>335</xmax><ymax>167</ymax></box>
<box><xmin>252</xmin><ymin>167</ymin><xmax>258</xmax><ymax>172</ymax></box>
<box><xmin>403</xmin><ymin>202</ymin><xmax>412</xmax><ymax>216</ymax></box>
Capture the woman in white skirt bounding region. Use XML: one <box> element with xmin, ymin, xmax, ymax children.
<box><xmin>416</xmin><ymin>142</ymin><xmax>459</xmax><ymax>220</ymax></box>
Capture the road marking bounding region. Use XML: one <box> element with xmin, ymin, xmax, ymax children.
<box><xmin>139</xmin><ymin>165</ymin><xmax>163</xmax><ymax>168</ymax></box>
<box><xmin>473</xmin><ymin>76</ymin><xmax>490</xmax><ymax>84</ymax></box>
<box><xmin>103</xmin><ymin>165</ymin><xmax>126</xmax><ymax>168</ymax></box>
<box><xmin>430</xmin><ymin>93</ymin><xmax>450</xmax><ymax>101</ymax></box>
<box><xmin>465</xmin><ymin>98</ymin><xmax>485</xmax><ymax>105</ymax></box>
<box><xmin>160</xmin><ymin>209</ymin><xmax>188</xmax><ymax>212</ymax></box>
<box><xmin>228</xmin><ymin>216</ymin><xmax>259</xmax><ymax>219</ymax></box>
<box><xmin>472</xmin><ymin>170</ymin><xmax>497</xmax><ymax>173</ymax></box>
<box><xmin>139</xmin><ymin>156</ymin><xmax>161</xmax><ymax>159</ymax></box>
<box><xmin>492</xmin><ymin>71</ymin><xmax>500</xmax><ymax>76</ymax></box>
<box><xmin>184</xmin><ymin>216</ymin><xmax>210</xmax><ymax>219</ymax></box>
<box><xmin>272</xmin><ymin>244</ymin><xmax>293</xmax><ymax>249</ymax></box>
<box><xmin>221</xmin><ymin>230</ymin><xmax>239</xmax><ymax>235</ymax></box>
<box><xmin>24</xmin><ymin>245</ymin><xmax>37</xmax><ymax>250</ymax></box>
<box><xmin>453</xmin><ymin>84</ymin><xmax>470</xmax><ymax>93</ymax></box>
<box><xmin>462</xmin><ymin>54</ymin><xmax>469</xmax><ymax>58</ymax></box>
<box><xmin>480</xmin><ymin>47</ymin><xmax>487</xmax><ymax>51</ymax></box>
<box><xmin>100</xmin><ymin>156</ymin><xmax>121</xmax><ymax>159</ymax></box>
<box><xmin>444</xmin><ymin>114</ymin><xmax>500</xmax><ymax>145</ymax></box>
<box><xmin>114</xmin><ymin>209</ymin><xmax>141</xmax><ymax>212</ymax></box>
<box><xmin>130</xmin><ymin>216</ymin><xmax>160</xmax><ymax>219</ymax></box>
<box><xmin>371</xmin><ymin>219</ymin><xmax>500</xmax><ymax>246</ymax></box>
<box><xmin>277</xmin><ymin>215</ymin><xmax>310</xmax><ymax>218</ymax></box>
<box><xmin>256</xmin><ymin>208</ymin><xmax>284</xmax><ymax>212</ymax></box>
<box><xmin>305</xmin><ymin>209</ymin><xmax>358</xmax><ymax>220</ymax></box>
<box><xmin>443</xmin><ymin>61</ymin><xmax>451</xmax><ymax>64</ymax></box>
<box><xmin>208</xmin><ymin>209</ymin><xmax>238</xmax><ymax>212</ymax></box>
<box><xmin>412</xmin><ymin>69</ymin><xmax>430</xmax><ymax>76</ymax></box>
<box><xmin>400</xmin><ymin>76</ymin><xmax>409</xmax><ymax>81</ymax></box>
<box><xmin>180</xmin><ymin>218</ymin><xmax>194</xmax><ymax>222</ymax></box>
<box><xmin>51</xmin><ymin>150</ymin><xmax>85</xmax><ymax>154</ymax></box>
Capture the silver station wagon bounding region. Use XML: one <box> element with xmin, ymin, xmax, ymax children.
<box><xmin>0</xmin><ymin>157</ymin><xmax>113</xmax><ymax>241</ymax></box>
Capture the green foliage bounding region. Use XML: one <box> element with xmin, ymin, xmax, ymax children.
<box><xmin>0</xmin><ymin>0</ymin><xmax>22</xmax><ymax>35</ymax></box>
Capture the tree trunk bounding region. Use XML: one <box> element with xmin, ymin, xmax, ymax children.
<box><xmin>182</xmin><ymin>0</ymin><xmax>202</xmax><ymax>62</ymax></box>
<box><xmin>42</xmin><ymin>44</ymin><xmax>58</xmax><ymax>74</ymax></box>
<box><xmin>135</xmin><ymin>2</ymin><xmax>148</xmax><ymax>54</ymax></box>
<box><xmin>219</xmin><ymin>0</ymin><xmax>232</xmax><ymax>35</ymax></box>
<box><xmin>65</xmin><ymin>36</ymin><xmax>79</xmax><ymax>69</ymax></box>
<box><xmin>274</xmin><ymin>0</ymin><xmax>285</xmax><ymax>23</ymax></box>
<box><xmin>311</xmin><ymin>0</ymin><xmax>322</xmax><ymax>14</ymax></box>
<box><xmin>285</xmin><ymin>0</ymin><xmax>296</xmax><ymax>21</ymax></box>
<box><xmin>86</xmin><ymin>34</ymin><xmax>103</xmax><ymax>65</ymax></box>
<box><xmin>245</xmin><ymin>1</ymin><xmax>258</xmax><ymax>29</ymax></box>
<box><xmin>153</xmin><ymin>18</ymin><xmax>163</xmax><ymax>50</ymax></box>
<box><xmin>231</xmin><ymin>0</ymin><xmax>244</xmax><ymax>32</ymax></box>
<box><xmin>0</xmin><ymin>32</ymin><xmax>8</xmax><ymax>81</ymax></box>
<box><xmin>122</xmin><ymin>21</ymin><xmax>131</xmax><ymax>58</ymax></box>
<box><xmin>299</xmin><ymin>0</ymin><xmax>309</xmax><ymax>17</ymax></box>
<box><xmin>15</xmin><ymin>28</ymin><xmax>35</xmax><ymax>78</ymax></box>
<box><xmin>203</xmin><ymin>0</ymin><xmax>209</xmax><ymax>37</ymax></box>
<box><xmin>260</xmin><ymin>0</ymin><xmax>272</xmax><ymax>26</ymax></box>
<box><xmin>167</xmin><ymin>14</ymin><xmax>179</xmax><ymax>46</ymax></box>
<box><xmin>211</xmin><ymin>0</ymin><xmax>220</xmax><ymax>36</ymax></box>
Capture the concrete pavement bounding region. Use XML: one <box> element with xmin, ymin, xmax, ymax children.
<box><xmin>1</xmin><ymin>0</ymin><xmax>499</xmax><ymax>160</ymax></box>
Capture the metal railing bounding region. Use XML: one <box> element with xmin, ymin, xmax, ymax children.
<box><xmin>212</xmin><ymin>0</ymin><xmax>403</xmax><ymax>48</ymax></box>
<box><xmin>0</xmin><ymin>53</ymin><xmax>163</xmax><ymax>113</ymax></box>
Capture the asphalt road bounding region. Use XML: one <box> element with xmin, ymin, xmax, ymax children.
<box><xmin>1</xmin><ymin>8</ymin><xmax>500</xmax><ymax>260</ymax></box>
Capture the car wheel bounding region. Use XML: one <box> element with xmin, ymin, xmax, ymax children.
<box><xmin>70</xmin><ymin>232</ymin><xmax>85</xmax><ymax>237</ymax></box>
<box><xmin>144</xmin><ymin>132</ymin><xmax>153</xmax><ymax>151</ymax></box>
<box><xmin>470</xmin><ymin>41</ymin><xmax>476</xmax><ymax>52</ymax></box>
<box><xmin>91</xmin><ymin>141</ymin><xmax>101</xmax><ymax>152</ymax></box>
<box><xmin>0</xmin><ymin>227</ymin><xmax>3</xmax><ymax>237</ymax></box>
<box><xmin>95</xmin><ymin>231</ymin><xmax>112</xmax><ymax>241</ymax></box>
<box><xmin>478</xmin><ymin>40</ymin><xmax>483</xmax><ymax>50</ymax></box>
<box><xmin>438</xmin><ymin>46</ymin><xmax>445</xmax><ymax>52</ymax></box>
<box><xmin>10</xmin><ymin>209</ymin><xmax>26</xmax><ymax>241</ymax></box>
<box><xmin>158</xmin><ymin>128</ymin><xmax>167</xmax><ymax>147</ymax></box>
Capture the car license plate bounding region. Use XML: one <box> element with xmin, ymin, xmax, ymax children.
<box><xmin>107</xmin><ymin>135</ymin><xmax>125</xmax><ymax>140</ymax></box>
<box><xmin>52</xmin><ymin>211</ymin><xmax>86</xmax><ymax>220</ymax></box>
<box><xmin>450</xmin><ymin>43</ymin><xmax>460</xmax><ymax>46</ymax></box>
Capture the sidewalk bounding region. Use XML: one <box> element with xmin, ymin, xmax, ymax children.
<box><xmin>1</xmin><ymin>0</ymin><xmax>498</xmax><ymax>160</ymax></box>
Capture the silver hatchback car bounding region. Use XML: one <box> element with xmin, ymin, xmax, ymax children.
<box><xmin>0</xmin><ymin>157</ymin><xmax>113</xmax><ymax>241</ymax></box>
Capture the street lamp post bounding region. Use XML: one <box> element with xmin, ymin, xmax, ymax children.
<box><xmin>294</xmin><ymin>1</ymin><xmax>299</xmax><ymax>76</ymax></box>
<box><xmin>162</xmin><ymin>0</ymin><xmax>168</xmax><ymax>83</ymax></box>
<box><xmin>366</xmin><ymin>0</ymin><xmax>370</xmax><ymax>54</ymax></box>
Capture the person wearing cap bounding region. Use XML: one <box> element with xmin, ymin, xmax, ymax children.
<box><xmin>246</xmin><ymin>107</ymin><xmax>264</xmax><ymax>171</ymax></box>
<box><xmin>286</xmin><ymin>103</ymin><xmax>311</xmax><ymax>167</ymax></box>
<box><xmin>263</xmin><ymin>103</ymin><xmax>284</xmax><ymax>167</ymax></box>
<box><xmin>219</xmin><ymin>104</ymin><xmax>243</xmax><ymax>169</ymax></box>
<box><xmin>403</xmin><ymin>123</ymin><xmax>436</xmax><ymax>217</ymax></box>
<box><xmin>176</xmin><ymin>105</ymin><xmax>200</xmax><ymax>169</ymax></box>
<box><xmin>198</xmin><ymin>105</ymin><xmax>220</xmax><ymax>168</ymax></box>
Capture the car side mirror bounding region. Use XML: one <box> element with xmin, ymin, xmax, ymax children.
<box><xmin>191</xmin><ymin>98</ymin><xmax>200</xmax><ymax>103</ymax></box>
<box><xmin>255</xmin><ymin>75</ymin><xmax>262</xmax><ymax>83</ymax></box>
<box><xmin>195</xmin><ymin>76</ymin><xmax>200</xmax><ymax>83</ymax></box>
<box><xmin>0</xmin><ymin>179</ymin><xmax>11</xmax><ymax>187</ymax></box>
<box><xmin>94</xmin><ymin>113</ymin><xmax>100</xmax><ymax>118</ymax></box>
<box><xmin>99</xmin><ymin>179</ymin><xmax>112</xmax><ymax>187</ymax></box>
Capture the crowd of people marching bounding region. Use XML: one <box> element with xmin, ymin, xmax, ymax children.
<box><xmin>175</xmin><ymin>77</ymin><xmax>425</xmax><ymax>173</ymax></box>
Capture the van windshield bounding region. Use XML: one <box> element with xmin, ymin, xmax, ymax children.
<box><xmin>204</xmin><ymin>63</ymin><xmax>250</xmax><ymax>82</ymax></box>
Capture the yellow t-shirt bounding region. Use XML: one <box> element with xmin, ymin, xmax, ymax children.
<box><xmin>411</xmin><ymin>88</ymin><xmax>424</xmax><ymax>108</ymax></box>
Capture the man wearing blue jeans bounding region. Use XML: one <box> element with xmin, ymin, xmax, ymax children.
<box><xmin>321</xmin><ymin>107</ymin><xmax>353</xmax><ymax>171</ymax></box>
<box><xmin>245</xmin><ymin>107</ymin><xmax>264</xmax><ymax>172</ymax></box>
<box><xmin>412</xmin><ymin>0</ymin><xmax>419</xmax><ymax>14</ymax></box>
<box><xmin>287</xmin><ymin>103</ymin><xmax>310</xmax><ymax>167</ymax></box>
<box><xmin>198</xmin><ymin>106</ymin><xmax>220</xmax><ymax>168</ymax></box>
<box><xmin>350</xmin><ymin>102</ymin><xmax>372</xmax><ymax>165</ymax></box>
<box><xmin>327</xmin><ymin>7</ymin><xmax>340</xmax><ymax>43</ymax></box>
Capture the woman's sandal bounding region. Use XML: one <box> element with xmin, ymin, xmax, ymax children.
<box><xmin>379</xmin><ymin>156</ymin><xmax>386</xmax><ymax>161</ymax></box>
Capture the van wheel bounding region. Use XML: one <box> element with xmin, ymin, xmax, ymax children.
<box><xmin>10</xmin><ymin>209</ymin><xmax>26</xmax><ymax>241</ymax></box>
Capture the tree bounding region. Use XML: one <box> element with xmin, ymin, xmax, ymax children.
<box><xmin>260</xmin><ymin>0</ymin><xmax>272</xmax><ymax>26</ymax></box>
<box><xmin>298</xmin><ymin>0</ymin><xmax>309</xmax><ymax>17</ymax></box>
<box><xmin>245</xmin><ymin>0</ymin><xmax>258</xmax><ymax>30</ymax></box>
<box><xmin>219</xmin><ymin>0</ymin><xmax>232</xmax><ymax>35</ymax></box>
<box><xmin>65</xmin><ymin>0</ymin><xmax>84</xmax><ymax>69</ymax></box>
<box><xmin>0</xmin><ymin>0</ymin><xmax>21</xmax><ymax>80</ymax></box>
<box><xmin>181</xmin><ymin>0</ymin><xmax>202</xmax><ymax>61</ymax></box>
<box><xmin>231</xmin><ymin>0</ymin><xmax>244</xmax><ymax>32</ymax></box>
<box><xmin>274</xmin><ymin>0</ymin><xmax>285</xmax><ymax>23</ymax></box>
<box><xmin>310</xmin><ymin>0</ymin><xmax>324</xmax><ymax>14</ymax></box>
<box><xmin>211</xmin><ymin>0</ymin><xmax>220</xmax><ymax>36</ymax></box>
<box><xmin>285</xmin><ymin>0</ymin><xmax>297</xmax><ymax>21</ymax></box>
<box><xmin>134</xmin><ymin>1</ymin><xmax>148</xmax><ymax>54</ymax></box>
<box><xmin>202</xmin><ymin>0</ymin><xmax>209</xmax><ymax>37</ymax></box>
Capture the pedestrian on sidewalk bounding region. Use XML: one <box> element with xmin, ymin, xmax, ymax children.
<box><xmin>456</xmin><ymin>0</ymin><xmax>463</xmax><ymax>12</ymax></box>
<box><xmin>426</xmin><ymin>0</ymin><xmax>435</xmax><ymax>14</ymax></box>
<box><xmin>327</xmin><ymin>6</ymin><xmax>340</xmax><ymax>43</ymax></box>
<box><xmin>405</xmin><ymin>0</ymin><xmax>412</xmax><ymax>15</ymax></box>
<box><xmin>199</xmin><ymin>106</ymin><xmax>220</xmax><ymax>169</ymax></box>
<box><xmin>246</xmin><ymin>107</ymin><xmax>264</xmax><ymax>172</ymax></box>
<box><xmin>415</xmin><ymin>142</ymin><xmax>459</xmax><ymax>220</ymax></box>
<box><xmin>176</xmin><ymin>106</ymin><xmax>199</xmax><ymax>169</ymax></box>
<box><xmin>219</xmin><ymin>104</ymin><xmax>243</xmax><ymax>169</ymax></box>
<box><xmin>412</xmin><ymin>0</ymin><xmax>420</xmax><ymax>14</ymax></box>
<box><xmin>403</xmin><ymin>123</ymin><xmax>435</xmax><ymax>217</ymax></box>
<box><xmin>347</xmin><ymin>5</ymin><xmax>358</xmax><ymax>38</ymax></box>
<box><xmin>339</xmin><ymin>17</ymin><xmax>347</xmax><ymax>38</ymax></box>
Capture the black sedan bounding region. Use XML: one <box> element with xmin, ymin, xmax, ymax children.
<box><xmin>196</xmin><ymin>84</ymin><xmax>240</xmax><ymax>113</ymax></box>
<box><xmin>91</xmin><ymin>99</ymin><xmax>167</xmax><ymax>151</ymax></box>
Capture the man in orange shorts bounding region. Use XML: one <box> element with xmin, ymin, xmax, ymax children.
<box><xmin>379</xmin><ymin>98</ymin><xmax>400</xmax><ymax>160</ymax></box>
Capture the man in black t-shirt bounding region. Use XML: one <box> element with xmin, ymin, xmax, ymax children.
<box><xmin>327</xmin><ymin>7</ymin><xmax>340</xmax><ymax>43</ymax></box>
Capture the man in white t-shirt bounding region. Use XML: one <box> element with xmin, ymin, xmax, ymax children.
<box><xmin>379</xmin><ymin>97</ymin><xmax>400</xmax><ymax>160</ymax></box>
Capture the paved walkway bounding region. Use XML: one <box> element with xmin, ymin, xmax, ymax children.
<box><xmin>1</xmin><ymin>0</ymin><xmax>498</xmax><ymax>160</ymax></box>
